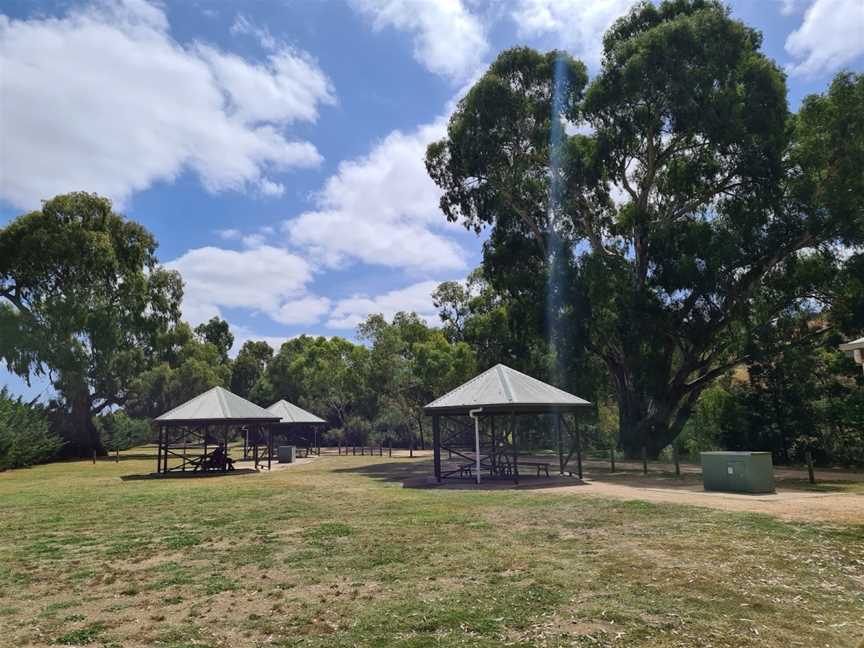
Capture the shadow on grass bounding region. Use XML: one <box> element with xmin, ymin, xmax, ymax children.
<box><xmin>332</xmin><ymin>460</ymin><xmax>588</xmax><ymax>491</ymax></box>
<box><xmin>332</xmin><ymin>460</ymin><xmax>432</xmax><ymax>484</ymax></box>
<box><xmin>120</xmin><ymin>468</ymin><xmax>259</xmax><ymax>481</ymax></box>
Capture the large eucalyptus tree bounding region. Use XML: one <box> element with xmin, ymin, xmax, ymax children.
<box><xmin>426</xmin><ymin>0</ymin><xmax>864</xmax><ymax>455</ymax></box>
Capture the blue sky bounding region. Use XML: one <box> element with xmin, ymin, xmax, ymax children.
<box><xmin>2</xmin><ymin>0</ymin><xmax>863</xmax><ymax>399</ymax></box>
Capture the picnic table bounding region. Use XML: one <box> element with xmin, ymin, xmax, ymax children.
<box><xmin>189</xmin><ymin>451</ymin><xmax>235</xmax><ymax>472</ymax></box>
<box><xmin>457</xmin><ymin>459</ymin><xmax>551</xmax><ymax>478</ymax></box>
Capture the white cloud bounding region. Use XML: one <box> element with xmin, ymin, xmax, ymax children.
<box><xmin>349</xmin><ymin>0</ymin><xmax>488</xmax><ymax>81</ymax></box>
<box><xmin>284</xmin><ymin>118</ymin><xmax>467</xmax><ymax>272</ymax></box>
<box><xmin>228</xmin><ymin>323</ymin><xmax>291</xmax><ymax>357</ymax></box>
<box><xmin>327</xmin><ymin>280</ymin><xmax>443</xmax><ymax>329</ymax></box>
<box><xmin>0</xmin><ymin>0</ymin><xmax>334</xmax><ymax>209</ymax></box>
<box><xmin>785</xmin><ymin>0</ymin><xmax>864</xmax><ymax>76</ymax></box>
<box><xmin>776</xmin><ymin>0</ymin><xmax>806</xmax><ymax>15</ymax></box>
<box><xmin>165</xmin><ymin>246</ymin><xmax>315</xmax><ymax>326</ymax></box>
<box><xmin>230</xmin><ymin>14</ymin><xmax>277</xmax><ymax>50</ymax></box>
<box><xmin>272</xmin><ymin>296</ymin><xmax>333</xmax><ymax>325</ymax></box>
<box><xmin>510</xmin><ymin>0</ymin><xmax>637</xmax><ymax>68</ymax></box>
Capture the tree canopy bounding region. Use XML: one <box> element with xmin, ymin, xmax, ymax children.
<box><xmin>426</xmin><ymin>0</ymin><xmax>864</xmax><ymax>455</ymax></box>
<box><xmin>0</xmin><ymin>193</ymin><xmax>182</xmax><ymax>454</ymax></box>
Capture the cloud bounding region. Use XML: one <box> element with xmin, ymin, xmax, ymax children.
<box><xmin>230</xmin><ymin>14</ymin><xmax>277</xmax><ymax>50</ymax></box>
<box><xmin>283</xmin><ymin>118</ymin><xmax>467</xmax><ymax>272</ymax></box>
<box><xmin>775</xmin><ymin>0</ymin><xmax>806</xmax><ymax>15</ymax></box>
<box><xmin>228</xmin><ymin>323</ymin><xmax>291</xmax><ymax>357</ymax></box>
<box><xmin>271</xmin><ymin>296</ymin><xmax>333</xmax><ymax>325</ymax></box>
<box><xmin>165</xmin><ymin>245</ymin><xmax>316</xmax><ymax>326</ymax></box>
<box><xmin>349</xmin><ymin>0</ymin><xmax>488</xmax><ymax>81</ymax></box>
<box><xmin>785</xmin><ymin>0</ymin><xmax>864</xmax><ymax>76</ymax></box>
<box><xmin>0</xmin><ymin>0</ymin><xmax>334</xmax><ymax>209</ymax></box>
<box><xmin>327</xmin><ymin>280</ymin><xmax>444</xmax><ymax>329</ymax></box>
<box><xmin>510</xmin><ymin>0</ymin><xmax>637</xmax><ymax>68</ymax></box>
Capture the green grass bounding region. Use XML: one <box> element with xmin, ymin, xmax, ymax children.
<box><xmin>0</xmin><ymin>450</ymin><xmax>862</xmax><ymax>647</ymax></box>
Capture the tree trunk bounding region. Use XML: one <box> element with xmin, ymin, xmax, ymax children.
<box><xmin>68</xmin><ymin>388</ymin><xmax>104</xmax><ymax>458</ymax></box>
<box><xmin>617</xmin><ymin>390</ymin><xmax>679</xmax><ymax>459</ymax></box>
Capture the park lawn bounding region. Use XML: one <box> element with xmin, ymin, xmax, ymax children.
<box><xmin>0</xmin><ymin>452</ymin><xmax>861</xmax><ymax>648</ymax></box>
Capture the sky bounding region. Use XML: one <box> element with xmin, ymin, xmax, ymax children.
<box><xmin>1</xmin><ymin>0</ymin><xmax>863</xmax><ymax>399</ymax></box>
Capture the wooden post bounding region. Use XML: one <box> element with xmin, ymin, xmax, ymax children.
<box><xmin>556</xmin><ymin>413</ymin><xmax>564</xmax><ymax>475</ymax></box>
<box><xmin>388</xmin><ymin>442</ymin><xmax>392</xmax><ymax>457</ymax></box>
<box><xmin>432</xmin><ymin>415</ymin><xmax>441</xmax><ymax>482</ymax></box>
<box><xmin>806</xmin><ymin>450</ymin><xmax>815</xmax><ymax>484</ymax></box>
<box><xmin>410</xmin><ymin>437</ymin><xmax>414</xmax><ymax>458</ymax></box>
<box><xmin>156</xmin><ymin>426</ymin><xmax>162</xmax><ymax>474</ymax></box>
<box><xmin>267</xmin><ymin>426</ymin><xmax>272</xmax><ymax>471</ymax></box>
<box><xmin>574</xmin><ymin>413</ymin><xmax>583</xmax><ymax>480</ymax></box>
<box><xmin>352</xmin><ymin>445</ymin><xmax>355</xmax><ymax>456</ymax></box>
<box><xmin>610</xmin><ymin>447</ymin><xmax>616</xmax><ymax>473</ymax></box>
<box><xmin>642</xmin><ymin>446</ymin><xmax>648</xmax><ymax>475</ymax></box>
<box><xmin>490</xmin><ymin>416</ymin><xmax>496</xmax><ymax>475</ymax></box>
<box><xmin>511</xmin><ymin>414</ymin><xmax>519</xmax><ymax>484</ymax></box>
<box><xmin>92</xmin><ymin>449</ymin><xmax>96</xmax><ymax>465</ymax></box>
<box><xmin>673</xmin><ymin>446</ymin><xmax>680</xmax><ymax>477</ymax></box>
<box><xmin>115</xmin><ymin>447</ymin><xmax>119</xmax><ymax>463</ymax></box>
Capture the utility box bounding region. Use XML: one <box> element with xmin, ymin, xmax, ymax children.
<box><xmin>701</xmin><ymin>451</ymin><xmax>775</xmax><ymax>494</ymax></box>
<box><xmin>278</xmin><ymin>445</ymin><xmax>296</xmax><ymax>464</ymax></box>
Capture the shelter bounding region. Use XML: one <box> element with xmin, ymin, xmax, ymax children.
<box><xmin>423</xmin><ymin>364</ymin><xmax>591</xmax><ymax>484</ymax></box>
<box><xmin>265</xmin><ymin>400</ymin><xmax>327</xmax><ymax>456</ymax></box>
<box><xmin>154</xmin><ymin>386</ymin><xmax>280</xmax><ymax>474</ymax></box>
<box><xmin>840</xmin><ymin>337</ymin><xmax>864</xmax><ymax>374</ymax></box>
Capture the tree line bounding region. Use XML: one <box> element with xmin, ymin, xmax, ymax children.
<box><xmin>1</xmin><ymin>0</ymin><xmax>862</xmax><ymax>469</ymax></box>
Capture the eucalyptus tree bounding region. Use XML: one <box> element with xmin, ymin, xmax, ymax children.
<box><xmin>230</xmin><ymin>340</ymin><xmax>273</xmax><ymax>401</ymax></box>
<box><xmin>426</xmin><ymin>1</ymin><xmax>864</xmax><ymax>455</ymax></box>
<box><xmin>0</xmin><ymin>193</ymin><xmax>182</xmax><ymax>454</ymax></box>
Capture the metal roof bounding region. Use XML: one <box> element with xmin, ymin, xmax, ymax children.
<box><xmin>423</xmin><ymin>364</ymin><xmax>591</xmax><ymax>415</ymax></box>
<box><xmin>155</xmin><ymin>386</ymin><xmax>280</xmax><ymax>424</ymax></box>
<box><xmin>266</xmin><ymin>399</ymin><xmax>326</xmax><ymax>425</ymax></box>
<box><xmin>839</xmin><ymin>336</ymin><xmax>864</xmax><ymax>351</ymax></box>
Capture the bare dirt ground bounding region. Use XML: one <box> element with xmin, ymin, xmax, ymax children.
<box><xmin>546</xmin><ymin>475</ymin><xmax>864</xmax><ymax>524</ymax></box>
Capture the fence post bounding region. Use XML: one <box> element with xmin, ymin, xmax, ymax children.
<box><xmin>610</xmin><ymin>448</ymin><xmax>615</xmax><ymax>473</ymax></box>
<box><xmin>673</xmin><ymin>446</ymin><xmax>680</xmax><ymax>477</ymax></box>
<box><xmin>388</xmin><ymin>442</ymin><xmax>392</xmax><ymax>457</ymax></box>
<box><xmin>642</xmin><ymin>446</ymin><xmax>648</xmax><ymax>475</ymax></box>
<box><xmin>805</xmin><ymin>450</ymin><xmax>816</xmax><ymax>484</ymax></box>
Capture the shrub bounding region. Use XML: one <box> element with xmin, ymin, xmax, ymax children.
<box><xmin>0</xmin><ymin>388</ymin><xmax>64</xmax><ymax>470</ymax></box>
<box><xmin>95</xmin><ymin>411</ymin><xmax>152</xmax><ymax>453</ymax></box>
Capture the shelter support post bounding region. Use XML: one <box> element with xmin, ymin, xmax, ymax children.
<box><xmin>432</xmin><ymin>415</ymin><xmax>441</xmax><ymax>482</ymax></box>
<box><xmin>556</xmin><ymin>413</ymin><xmax>564</xmax><ymax>475</ymax></box>
<box><xmin>511</xmin><ymin>414</ymin><xmax>519</xmax><ymax>484</ymax></box>
<box><xmin>267</xmin><ymin>426</ymin><xmax>272</xmax><ymax>471</ymax></box>
<box><xmin>574</xmin><ymin>413</ymin><xmax>582</xmax><ymax>480</ymax></box>
<box><xmin>156</xmin><ymin>425</ymin><xmax>163</xmax><ymax>474</ymax></box>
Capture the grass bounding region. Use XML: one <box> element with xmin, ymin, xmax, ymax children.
<box><xmin>0</xmin><ymin>450</ymin><xmax>861</xmax><ymax>647</ymax></box>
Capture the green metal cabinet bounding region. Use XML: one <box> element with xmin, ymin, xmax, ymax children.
<box><xmin>278</xmin><ymin>445</ymin><xmax>297</xmax><ymax>464</ymax></box>
<box><xmin>700</xmin><ymin>451</ymin><xmax>775</xmax><ymax>493</ymax></box>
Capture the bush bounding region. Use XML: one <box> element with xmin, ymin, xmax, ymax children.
<box><xmin>0</xmin><ymin>388</ymin><xmax>64</xmax><ymax>470</ymax></box>
<box><xmin>95</xmin><ymin>411</ymin><xmax>152</xmax><ymax>453</ymax></box>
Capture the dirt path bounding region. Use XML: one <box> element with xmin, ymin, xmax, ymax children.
<box><xmin>544</xmin><ymin>476</ymin><xmax>864</xmax><ymax>525</ymax></box>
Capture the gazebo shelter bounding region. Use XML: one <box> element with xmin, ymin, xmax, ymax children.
<box><xmin>154</xmin><ymin>386</ymin><xmax>280</xmax><ymax>474</ymax></box>
<box><xmin>424</xmin><ymin>364</ymin><xmax>591</xmax><ymax>485</ymax></box>
<box><xmin>840</xmin><ymin>336</ymin><xmax>864</xmax><ymax>374</ymax></box>
<box><xmin>265</xmin><ymin>399</ymin><xmax>327</xmax><ymax>456</ymax></box>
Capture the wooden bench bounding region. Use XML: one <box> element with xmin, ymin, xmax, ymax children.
<box><xmin>517</xmin><ymin>461</ymin><xmax>551</xmax><ymax>477</ymax></box>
